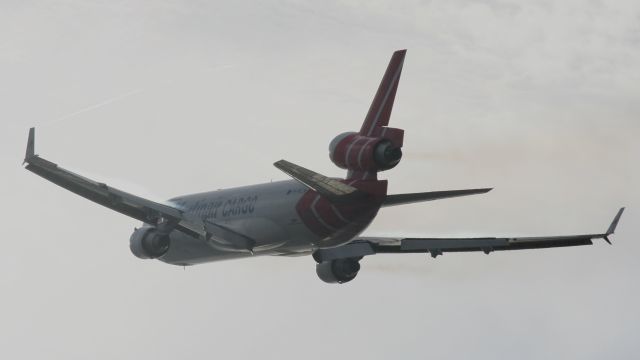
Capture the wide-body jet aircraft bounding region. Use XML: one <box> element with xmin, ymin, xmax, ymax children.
<box><xmin>24</xmin><ymin>50</ymin><xmax>624</xmax><ymax>283</ymax></box>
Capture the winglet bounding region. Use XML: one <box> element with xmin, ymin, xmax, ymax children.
<box><xmin>24</xmin><ymin>127</ymin><xmax>35</xmax><ymax>164</ymax></box>
<box><xmin>607</xmin><ymin>207</ymin><xmax>625</xmax><ymax>235</ymax></box>
<box><xmin>604</xmin><ymin>207</ymin><xmax>625</xmax><ymax>244</ymax></box>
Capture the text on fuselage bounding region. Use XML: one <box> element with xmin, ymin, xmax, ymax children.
<box><xmin>189</xmin><ymin>195</ymin><xmax>259</xmax><ymax>218</ymax></box>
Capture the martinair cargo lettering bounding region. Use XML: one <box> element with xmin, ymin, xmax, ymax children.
<box><xmin>24</xmin><ymin>50</ymin><xmax>625</xmax><ymax>284</ymax></box>
<box><xmin>180</xmin><ymin>196</ymin><xmax>259</xmax><ymax>219</ymax></box>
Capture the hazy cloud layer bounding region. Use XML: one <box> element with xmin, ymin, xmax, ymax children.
<box><xmin>1</xmin><ymin>1</ymin><xmax>638</xmax><ymax>359</ymax></box>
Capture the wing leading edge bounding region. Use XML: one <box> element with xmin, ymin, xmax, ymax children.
<box><xmin>313</xmin><ymin>208</ymin><xmax>625</xmax><ymax>262</ymax></box>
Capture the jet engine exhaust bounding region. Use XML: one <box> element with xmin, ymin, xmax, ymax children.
<box><xmin>373</xmin><ymin>140</ymin><xmax>402</xmax><ymax>169</ymax></box>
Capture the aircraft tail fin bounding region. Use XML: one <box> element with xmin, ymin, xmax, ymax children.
<box><xmin>359</xmin><ymin>49</ymin><xmax>406</xmax><ymax>136</ymax></box>
<box><xmin>382</xmin><ymin>188</ymin><xmax>492</xmax><ymax>207</ymax></box>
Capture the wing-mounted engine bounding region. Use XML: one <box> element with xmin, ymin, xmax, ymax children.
<box><xmin>329</xmin><ymin>127</ymin><xmax>404</xmax><ymax>173</ymax></box>
<box><xmin>130</xmin><ymin>227</ymin><xmax>170</xmax><ymax>259</ymax></box>
<box><xmin>316</xmin><ymin>258</ymin><xmax>362</xmax><ymax>284</ymax></box>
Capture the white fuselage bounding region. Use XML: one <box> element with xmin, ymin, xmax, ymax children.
<box><xmin>157</xmin><ymin>180</ymin><xmax>367</xmax><ymax>266</ymax></box>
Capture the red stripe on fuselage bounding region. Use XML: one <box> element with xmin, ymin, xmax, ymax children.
<box><xmin>295</xmin><ymin>180</ymin><xmax>388</xmax><ymax>239</ymax></box>
<box><xmin>296</xmin><ymin>191</ymin><xmax>333</xmax><ymax>238</ymax></box>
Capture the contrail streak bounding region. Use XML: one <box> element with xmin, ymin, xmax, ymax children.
<box><xmin>44</xmin><ymin>88</ymin><xmax>144</xmax><ymax>127</ymax></box>
<box><xmin>41</xmin><ymin>63</ymin><xmax>235</xmax><ymax>128</ymax></box>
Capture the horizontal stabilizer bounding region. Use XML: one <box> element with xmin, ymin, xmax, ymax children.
<box><xmin>383</xmin><ymin>188</ymin><xmax>492</xmax><ymax>207</ymax></box>
<box><xmin>274</xmin><ymin>159</ymin><xmax>367</xmax><ymax>202</ymax></box>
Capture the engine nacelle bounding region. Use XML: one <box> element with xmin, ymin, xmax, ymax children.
<box><xmin>329</xmin><ymin>128</ymin><xmax>404</xmax><ymax>172</ymax></box>
<box><xmin>129</xmin><ymin>227</ymin><xmax>170</xmax><ymax>259</ymax></box>
<box><xmin>316</xmin><ymin>258</ymin><xmax>361</xmax><ymax>284</ymax></box>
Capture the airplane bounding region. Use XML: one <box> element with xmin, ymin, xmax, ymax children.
<box><xmin>24</xmin><ymin>49</ymin><xmax>624</xmax><ymax>284</ymax></box>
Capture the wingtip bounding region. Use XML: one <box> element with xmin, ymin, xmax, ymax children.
<box><xmin>24</xmin><ymin>127</ymin><xmax>35</xmax><ymax>164</ymax></box>
<box><xmin>606</xmin><ymin>207</ymin><xmax>625</xmax><ymax>235</ymax></box>
<box><xmin>273</xmin><ymin>159</ymin><xmax>287</xmax><ymax>168</ymax></box>
<box><xmin>472</xmin><ymin>188</ymin><xmax>493</xmax><ymax>195</ymax></box>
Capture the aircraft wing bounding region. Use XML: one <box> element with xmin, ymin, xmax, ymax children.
<box><xmin>23</xmin><ymin>128</ymin><xmax>206</xmax><ymax>238</ymax></box>
<box><xmin>312</xmin><ymin>208</ymin><xmax>625</xmax><ymax>262</ymax></box>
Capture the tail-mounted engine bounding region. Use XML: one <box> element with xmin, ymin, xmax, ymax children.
<box><xmin>129</xmin><ymin>227</ymin><xmax>170</xmax><ymax>259</ymax></box>
<box><xmin>329</xmin><ymin>127</ymin><xmax>404</xmax><ymax>173</ymax></box>
<box><xmin>328</xmin><ymin>49</ymin><xmax>407</xmax><ymax>178</ymax></box>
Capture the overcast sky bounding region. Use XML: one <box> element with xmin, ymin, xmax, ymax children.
<box><xmin>1</xmin><ymin>1</ymin><xmax>639</xmax><ymax>359</ymax></box>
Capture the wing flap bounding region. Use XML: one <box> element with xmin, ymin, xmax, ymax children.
<box><xmin>396</xmin><ymin>235</ymin><xmax>594</xmax><ymax>255</ymax></box>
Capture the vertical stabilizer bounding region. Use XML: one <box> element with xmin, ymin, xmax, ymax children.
<box><xmin>359</xmin><ymin>49</ymin><xmax>406</xmax><ymax>136</ymax></box>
